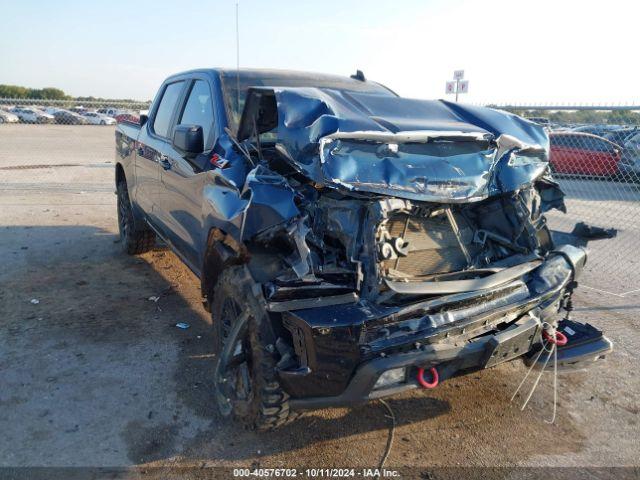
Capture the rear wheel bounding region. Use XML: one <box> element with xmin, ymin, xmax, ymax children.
<box><xmin>211</xmin><ymin>267</ymin><xmax>297</xmax><ymax>431</ymax></box>
<box><xmin>116</xmin><ymin>180</ymin><xmax>155</xmax><ymax>255</ymax></box>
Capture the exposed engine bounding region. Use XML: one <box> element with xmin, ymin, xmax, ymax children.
<box><xmin>248</xmin><ymin>175</ymin><xmax>558</xmax><ymax>311</ymax></box>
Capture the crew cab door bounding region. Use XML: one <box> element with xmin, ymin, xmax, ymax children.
<box><xmin>156</xmin><ymin>78</ymin><xmax>217</xmax><ymax>271</ymax></box>
<box><xmin>134</xmin><ymin>80</ymin><xmax>186</xmax><ymax>228</ymax></box>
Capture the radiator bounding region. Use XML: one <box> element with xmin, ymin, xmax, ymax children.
<box><xmin>381</xmin><ymin>212</ymin><xmax>476</xmax><ymax>277</ymax></box>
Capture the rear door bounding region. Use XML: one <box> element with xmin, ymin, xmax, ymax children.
<box><xmin>134</xmin><ymin>80</ymin><xmax>186</xmax><ymax>228</ymax></box>
<box><xmin>156</xmin><ymin>77</ymin><xmax>217</xmax><ymax>271</ymax></box>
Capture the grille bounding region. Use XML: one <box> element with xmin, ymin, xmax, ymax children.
<box><xmin>381</xmin><ymin>212</ymin><xmax>476</xmax><ymax>277</ymax></box>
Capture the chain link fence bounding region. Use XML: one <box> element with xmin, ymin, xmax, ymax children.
<box><xmin>1</xmin><ymin>98</ymin><xmax>639</xmax><ymax>301</ymax></box>
<box><xmin>490</xmin><ymin>105</ymin><xmax>640</xmax><ymax>299</ymax></box>
<box><xmin>0</xmin><ymin>98</ymin><xmax>150</xmax><ymax>126</ymax></box>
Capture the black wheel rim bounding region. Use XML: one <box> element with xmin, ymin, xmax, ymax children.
<box><xmin>117</xmin><ymin>187</ymin><xmax>130</xmax><ymax>243</ymax></box>
<box><xmin>215</xmin><ymin>297</ymin><xmax>253</xmax><ymax>414</ymax></box>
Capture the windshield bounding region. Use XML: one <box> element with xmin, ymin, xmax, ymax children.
<box><xmin>219</xmin><ymin>70</ymin><xmax>396</xmax><ymax>132</ymax></box>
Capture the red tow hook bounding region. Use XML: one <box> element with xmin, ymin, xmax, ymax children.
<box><xmin>417</xmin><ymin>367</ymin><xmax>439</xmax><ymax>389</ymax></box>
<box><xmin>542</xmin><ymin>329</ymin><xmax>568</xmax><ymax>346</ymax></box>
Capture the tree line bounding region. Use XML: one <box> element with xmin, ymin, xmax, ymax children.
<box><xmin>0</xmin><ymin>84</ymin><xmax>67</xmax><ymax>100</ymax></box>
<box><xmin>0</xmin><ymin>84</ymin><xmax>147</xmax><ymax>103</ymax></box>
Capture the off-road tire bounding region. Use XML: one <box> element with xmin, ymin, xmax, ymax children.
<box><xmin>116</xmin><ymin>181</ymin><xmax>155</xmax><ymax>255</ymax></box>
<box><xmin>211</xmin><ymin>267</ymin><xmax>298</xmax><ymax>431</ymax></box>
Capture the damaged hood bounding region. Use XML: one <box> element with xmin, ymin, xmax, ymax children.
<box><xmin>240</xmin><ymin>87</ymin><xmax>550</xmax><ymax>202</ymax></box>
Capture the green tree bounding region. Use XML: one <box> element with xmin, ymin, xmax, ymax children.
<box><xmin>0</xmin><ymin>85</ymin><xmax>30</xmax><ymax>98</ymax></box>
<box><xmin>36</xmin><ymin>88</ymin><xmax>68</xmax><ymax>100</ymax></box>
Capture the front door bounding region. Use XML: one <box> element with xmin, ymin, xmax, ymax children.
<box><xmin>134</xmin><ymin>80</ymin><xmax>186</xmax><ymax>232</ymax></box>
<box><xmin>156</xmin><ymin>79</ymin><xmax>216</xmax><ymax>271</ymax></box>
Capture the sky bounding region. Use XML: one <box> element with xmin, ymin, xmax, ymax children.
<box><xmin>1</xmin><ymin>0</ymin><xmax>638</xmax><ymax>103</ymax></box>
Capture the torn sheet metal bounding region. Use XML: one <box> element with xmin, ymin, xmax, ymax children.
<box><xmin>246</xmin><ymin>87</ymin><xmax>551</xmax><ymax>202</ymax></box>
<box><xmin>239</xmin><ymin>165</ymin><xmax>300</xmax><ymax>240</ymax></box>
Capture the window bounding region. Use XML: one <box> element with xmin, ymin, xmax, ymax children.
<box><xmin>179</xmin><ymin>80</ymin><xmax>214</xmax><ymax>148</ymax></box>
<box><xmin>152</xmin><ymin>81</ymin><xmax>184</xmax><ymax>138</ymax></box>
<box><xmin>551</xmin><ymin>135</ymin><xmax>570</xmax><ymax>147</ymax></box>
<box><xmin>219</xmin><ymin>70</ymin><xmax>395</xmax><ymax>130</ymax></box>
<box><xmin>583</xmin><ymin>136</ymin><xmax>613</xmax><ymax>153</ymax></box>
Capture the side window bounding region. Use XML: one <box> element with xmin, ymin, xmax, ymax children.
<box><xmin>152</xmin><ymin>81</ymin><xmax>184</xmax><ymax>138</ymax></box>
<box><xmin>585</xmin><ymin>137</ymin><xmax>612</xmax><ymax>153</ymax></box>
<box><xmin>552</xmin><ymin>135</ymin><xmax>567</xmax><ymax>147</ymax></box>
<box><xmin>179</xmin><ymin>80</ymin><xmax>214</xmax><ymax>149</ymax></box>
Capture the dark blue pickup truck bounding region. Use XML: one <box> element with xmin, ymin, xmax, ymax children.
<box><xmin>115</xmin><ymin>68</ymin><xmax>612</xmax><ymax>430</ymax></box>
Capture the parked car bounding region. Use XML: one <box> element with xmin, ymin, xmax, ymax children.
<box><xmin>82</xmin><ymin>111</ymin><xmax>116</xmax><ymax>125</ymax></box>
<box><xmin>11</xmin><ymin>107</ymin><xmax>54</xmax><ymax>124</ymax></box>
<box><xmin>603</xmin><ymin>127</ymin><xmax>638</xmax><ymax>147</ymax></box>
<box><xmin>69</xmin><ymin>106</ymin><xmax>88</xmax><ymax>114</ymax></box>
<box><xmin>97</xmin><ymin>107</ymin><xmax>120</xmax><ymax>117</ymax></box>
<box><xmin>52</xmin><ymin>110</ymin><xmax>89</xmax><ymax>125</ymax></box>
<box><xmin>549</xmin><ymin>132</ymin><xmax>621</xmax><ymax>177</ymax></box>
<box><xmin>114</xmin><ymin>112</ymin><xmax>139</xmax><ymax>124</ymax></box>
<box><xmin>115</xmin><ymin>69</ymin><xmax>611</xmax><ymax>430</ymax></box>
<box><xmin>619</xmin><ymin>131</ymin><xmax>640</xmax><ymax>181</ymax></box>
<box><xmin>0</xmin><ymin>109</ymin><xmax>19</xmax><ymax>123</ymax></box>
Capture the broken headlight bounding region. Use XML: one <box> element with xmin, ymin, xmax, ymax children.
<box><xmin>508</xmin><ymin>152</ymin><xmax>548</xmax><ymax>167</ymax></box>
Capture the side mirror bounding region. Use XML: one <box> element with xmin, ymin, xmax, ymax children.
<box><xmin>139</xmin><ymin>114</ymin><xmax>148</xmax><ymax>126</ymax></box>
<box><xmin>173</xmin><ymin>124</ymin><xmax>204</xmax><ymax>156</ymax></box>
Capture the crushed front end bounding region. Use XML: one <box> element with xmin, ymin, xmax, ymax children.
<box><xmin>228</xmin><ymin>88</ymin><xmax>613</xmax><ymax>408</ymax></box>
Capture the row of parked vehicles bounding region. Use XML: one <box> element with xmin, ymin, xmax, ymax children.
<box><xmin>0</xmin><ymin>105</ymin><xmax>141</xmax><ymax>125</ymax></box>
<box><xmin>540</xmin><ymin>123</ymin><xmax>640</xmax><ymax>181</ymax></box>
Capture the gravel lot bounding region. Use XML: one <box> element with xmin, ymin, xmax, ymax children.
<box><xmin>0</xmin><ymin>125</ymin><xmax>638</xmax><ymax>476</ymax></box>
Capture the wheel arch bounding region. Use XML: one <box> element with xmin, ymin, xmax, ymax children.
<box><xmin>200</xmin><ymin>227</ymin><xmax>249</xmax><ymax>311</ymax></box>
<box><xmin>115</xmin><ymin>162</ymin><xmax>126</xmax><ymax>186</ymax></box>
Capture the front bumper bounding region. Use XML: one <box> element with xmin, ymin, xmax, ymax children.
<box><xmin>289</xmin><ymin>315</ymin><xmax>612</xmax><ymax>410</ymax></box>
<box><xmin>290</xmin><ymin>314</ymin><xmax>541</xmax><ymax>409</ymax></box>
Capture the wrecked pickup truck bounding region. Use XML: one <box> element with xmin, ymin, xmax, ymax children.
<box><xmin>115</xmin><ymin>68</ymin><xmax>612</xmax><ymax>430</ymax></box>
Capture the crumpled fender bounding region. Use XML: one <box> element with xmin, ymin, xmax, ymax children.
<box><xmin>201</xmin><ymin>165</ymin><xmax>301</xmax><ymax>242</ymax></box>
<box><xmin>240</xmin><ymin>165</ymin><xmax>301</xmax><ymax>240</ymax></box>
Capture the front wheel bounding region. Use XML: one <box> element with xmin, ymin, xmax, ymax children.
<box><xmin>116</xmin><ymin>181</ymin><xmax>155</xmax><ymax>254</ymax></box>
<box><xmin>211</xmin><ymin>267</ymin><xmax>297</xmax><ymax>431</ymax></box>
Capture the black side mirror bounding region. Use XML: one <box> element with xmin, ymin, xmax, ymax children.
<box><xmin>139</xmin><ymin>114</ymin><xmax>148</xmax><ymax>126</ymax></box>
<box><xmin>173</xmin><ymin>124</ymin><xmax>204</xmax><ymax>156</ymax></box>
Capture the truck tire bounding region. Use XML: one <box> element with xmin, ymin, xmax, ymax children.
<box><xmin>211</xmin><ymin>267</ymin><xmax>297</xmax><ymax>431</ymax></box>
<box><xmin>116</xmin><ymin>181</ymin><xmax>155</xmax><ymax>255</ymax></box>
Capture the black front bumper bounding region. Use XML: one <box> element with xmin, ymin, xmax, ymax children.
<box><xmin>290</xmin><ymin>314</ymin><xmax>541</xmax><ymax>410</ymax></box>
<box><xmin>279</xmin><ymin>246</ymin><xmax>613</xmax><ymax>409</ymax></box>
<box><xmin>289</xmin><ymin>314</ymin><xmax>612</xmax><ymax>410</ymax></box>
